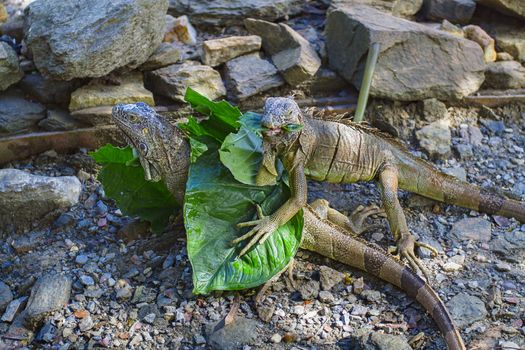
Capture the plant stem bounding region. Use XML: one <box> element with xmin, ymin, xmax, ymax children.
<box><xmin>354</xmin><ymin>42</ymin><xmax>381</xmax><ymax>123</ymax></box>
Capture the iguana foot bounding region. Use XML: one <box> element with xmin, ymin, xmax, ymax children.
<box><xmin>392</xmin><ymin>234</ymin><xmax>438</xmax><ymax>282</ymax></box>
<box><xmin>346</xmin><ymin>204</ymin><xmax>385</xmax><ymax>234</ymax></box>
<box><xmin>255</xmin><ymin>258</ymin><xmax>295</xmax><ymax>303</ymax></box>
<box><xmin>233</xmin><ymin>205</ymin><xmax>279</xmax><ymax>257</ymax></box>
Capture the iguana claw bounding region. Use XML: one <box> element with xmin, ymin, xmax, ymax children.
<box><xmin>233</xmin><ymin>205</ymin><xmax>279</xmax><ymax>257</ymax></box>
<box><xmin>393</xmin><ymin>234</ymin><xmax>438</xmax><ymax>282</ymax></box>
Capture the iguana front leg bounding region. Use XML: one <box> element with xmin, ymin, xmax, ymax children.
<box><xmin>233</xmin><ymin>161</ymin><xmax>308</xmax><ymax>257</ymax></box>
<box><xmin>378</xmin><ymin>164</ymin><xmax>438</xmax><ymax>280</ymax></box>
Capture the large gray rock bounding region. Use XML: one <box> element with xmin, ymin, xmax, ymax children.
<box><xmin>477</xmin><ymin>0</ymin><xmax>525</xmax><ymax>20</ymax></box>
<box><xmin>0</xmin><ymin>93</ymin><xmax>46</xmax><ymax>134</ymax></box>
<box><xmin>483</xmin><ymin>60</ymin><xmax>525</xmax><ymax>89</ymax></box>
<box><xmin>0</xmin><ymin>42</ymin><xmax>23</xmax><ymax>91</ymax></box>
<box><xmin>145</xmin><ymin>61</ymin><xmax>226</xmax><ymax>102</ymax></box>
<box><xmin>24</xmin><ymin>0</ymin><xmax>169</xmax><ymax>80</ymax></box>
<box><xmin>326</xmin><ymin>5</ymin><xmax>485</xmax><ymax>101</ymax></box>
<box><xmin>245</xmin><ymin>18</ymin><xmax>321</xmax><ymax>86</ymax></box>
<box><xmin>23</xmin><ymin>274</ymin><xmax>72</xmax><ymax>330</ymax></box>
<box><xmin>223</xmin><ymin>52</ymin><xmax>285</xmax><ymax>100</ymax></box>
<box><xmin>447</xmin><ymin>293</ymin><xmax>488</xmax><ymax>328</ymax></box>
<box><xmin>168</xmin><ymin>0</ymin><xmax>304</xmax><ymax>26</ymax></box>
<box><xmin>421</xmin><ymin>0</ymin><xmax>476</xmax><ymax>24</ymax></box>
<box><xmin>0</xmin><ymin>169</ymin><xmax>81</xmax><ymax>232</ymax></box>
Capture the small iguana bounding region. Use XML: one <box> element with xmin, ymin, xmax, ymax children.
<box><xmin>234</xmin><ymin>97</ymin><xmax>525</xmax><ymax>275</ymax></box>
<box><xmin>111</xmin><ymin>102</ymin><xmax>466</xmax><ymax>350</ymax></box>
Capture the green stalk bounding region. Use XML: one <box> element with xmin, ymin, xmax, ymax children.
<box><xmin>353</xmin><ymin>42</ymin><xmax>381</xmax><ymax>123</ymax></box>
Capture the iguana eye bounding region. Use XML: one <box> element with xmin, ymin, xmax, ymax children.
<box><xmin>139</xmin><ymin>142</ymin><xmax>148</xmax><ymax>155</ymax></box>
<box><xmin>129</xmin><ymin>115</ymin><xmax>139</xmax><ymax>123</ymax></box>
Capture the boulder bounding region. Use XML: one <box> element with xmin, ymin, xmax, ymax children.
<box><xmin>0</xmin><ymin>169</ymin><xmax>81</xmax><ymax>232</ymax></box>
<box><xmin>483</xmin><ymin>61</ymin><xmax>525</xmax><ymax>89</ymax></box>
<box><xmin>24</xmin><ymin>0</ymin><xmax>169</xmax><ymax>80</ymax></box>
<box><xmin>326</xmin><ymin>5</ymin><xmax>485</xmax><ymax>101</ymax></box>
<box><xmin>18</xmin><ymin>72</ymin><xmax>81</xmax><ymax>106</ymax></box>
<box><xmin>0</xmin><ymin>42</ymin><xmax>23</xmax><ymax>91</ymax></box>
<box><xmin>245</xmin><ymin>18</ymin><xmax>321</xmax><ymax>85</ymax></box>
<box><xmin>223</xmin><ymin>52</ymin><xmax>284</xmax><ymax>100</ymax></box>
<box><xmin>0</xmin><ymin>93</ymin><xmax>46</xmax><ymax>134</ymax></box>
<box><xmin>202</xmin><ymin>35</ymin><xmax>262</xmax><ymax>67</ymax></box>
<box><xmin>139</xmin><ymin>43</ymin><xmax>182</xmax><ymax>71</ymax></box>
<box><xmin>23</xmin><ymin>274</ymin><xmax>72</xmax><ymax>330</ymax></box>
<box><xmin>69</xmin><ymin>72</ymin><xmax>154</xmax><ymax>111</ymax></box>
<box><xmin>415</xmin><ymin>119</ymin><xmax>451</xmax><ymax>159</ymax></box>
<box><xmin>168</xmin><ymin>0</ymin><xmax>304</xmax><ymax>26</ymax></box>
<box><xmin>145</xmin><ymin>61</ymin><xmax>226</xmax><ymax>102</ymax></box>
<box><xmin>477</xmin><ymin>0</ymin><xmax>525</xmax><ymax>20</ymax></box>
<box><xmin>421</xmin><ymin>0</ymin><xmax>476</xmax><ymax>24</ymax></box>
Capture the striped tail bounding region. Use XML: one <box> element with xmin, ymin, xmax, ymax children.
<box><xmin>301</xmin><ymin>207</ymin><xmax>466</xmax><ymax>350</ymax></box>
<box><xmin>395</xmin><ymin>150</ymin><xmax>525</xmax><ymax>223</ymax></box>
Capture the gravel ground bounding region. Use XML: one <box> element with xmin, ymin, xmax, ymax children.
<box><xmin>1</xmin><ymin>102</ymin><xmax>524</xmax><ymax>350</ymax></box>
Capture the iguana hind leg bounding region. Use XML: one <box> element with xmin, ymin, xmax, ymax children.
<box><xmin>378</xmin><ymin>164</ymin><xmax>437</xmax><ymax>281</ymax></box>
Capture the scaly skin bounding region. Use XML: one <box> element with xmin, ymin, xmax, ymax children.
<box><xmin>111</xmin><ymin>102</ymin><xmax>466</xmax><ymax>350</ymax></box>
<box><xmin>238</xmin><ymin>97</ymin><xmax>525</xmax><ymax>275</ymax></box>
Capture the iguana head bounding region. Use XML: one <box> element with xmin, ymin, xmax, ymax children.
<box><xmin>112</xmin><ymin>102</ymin><xmax>174</xmax><ymax>182</ymax></box>
<box><xmin>261</xmin><ymin>97</ymin><xmax>304</xmax><ymax>150</ymax></box>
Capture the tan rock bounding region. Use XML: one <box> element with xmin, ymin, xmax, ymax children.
<box><xmin>202</xmin><ymin>35</ymin><xmax>261</xmax><ymax>67</ymax></box>
<box><xmin>496</xmin><ymin>52</ymin><xmax>514</xmax><ymax>61</ymax></box>
<box><xmin>165</xmin><ymin>15</ymin><xmax>197</xmax><ymax>45</ymax></box>
<box><xmin>0</xmin><ymin>4</ymin><xmax>8</xmax><ymax>23</ymax></box>
<box><xmin>69</xmin><ymin>72</ymin><xmax>154</xmax><ymax>111</ymax></box>
<box><xmin>464</xmin><ymin>25</ymin><xmax>497</xmax><ymax>62</ymax></box>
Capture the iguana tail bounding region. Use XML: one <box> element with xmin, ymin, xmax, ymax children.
<box><xmin>301</xmin><ymin>206</ymin><xmax>465</xmax><ymax>350</ymax></box>
<box><xmin>394</xmin><ymin>148</ymin><xmax>525</xmax><ymax>223</ymax></box>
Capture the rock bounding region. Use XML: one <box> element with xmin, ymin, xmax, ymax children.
<box><xmin>450</xmin><ymin>217</ymin><xmax>492</xmax><ymax>242</ymax></box>
<box><xmin>419</xmin><ymin>98</ymin><xmax>448</xmax><ymax>122</ymax></box>
<box><xmin>39</xmin><ymin>109</ymin><xmax>87</xmax><ymax>131</ymax></box>
<box><xmin>300</xmin><ymin>67</ymin><xmax>349</xmax><ymax>94</ymax></box>
<box><xmin>35</xmin><ymin>322</ymin><xmax>55</xmax><ymax>343</ymax></box>
<box><xmin>223</xmin><ymin>52</ymin><xmax>284</xmax><ymax>100</ymax></box>
<box><xmin>18</xmin><ymin>73</ymin><xmax>81</xmax><ymax>106</ymax></box>
<box><xmin>75</xmin><ymin>255</ymin><xmax>88</xmax><ymax>265</ymax></box>
<box><xmin>145</xmin><ymin>61</ymin><xmax>226</xmax><ymax>102</ymax></box>
<box><xmin>245</xmin><ymin>18</ymin><xmax>321</xmax><ymax>85</ymax></box>
<box><xmin>168</xmin><ymin>0</ymin><xmax>304</xmax><ymax>26</ymax></box>
<box><xmin>392</xmin><ymin>0</ymin><xmax>424</xmax><ymax>16</ymax></box>
<box><xmin>69</xmin><ymin>72</ymin><xmax>154</xmax><ymax>111</ymax></box>
<box><xmin>496</xmin><ymin>52</ymin><xmax>514</xmax><ymax>61</ymax></box>
<box><xmin>256</xmin><ymin>304</ymin><xmax>275</xmax><ymax>322</ymax></box>
<box><xmin>270</xmin><ymin>333</ymin><xmax>282</xmax><ymax>343</ymax></box>
<box><xmin>69</xmin><ymin>106</ymin><xmax>114</xmax><ymax>126</ymax></box>
<box><xmin>318</xmin><ymin>265</ymin><xmax>345</xmax><ymax>291</ymax></box>
<box><xmin>0</xmin><ymin>281</ymin><xmax>13</xmax><ymax>314</ymax></box>
<box><xmin>442</xmin><ymin>261</ymin><xmax>462</xmax><ymax>272</ymax></box>
<box><xmin>0</xmin><ymin>42</ymin><xmax>23</xmax><ymax>91</ymax></box>
<box><xmin>23</xmin><ymin>274</ymin><xmax>72</xmax><ymax>330</ymax></box>
<box><xmin>139</xmin><ymin>43</ymin><xmax>182</xmax><ymax>71</ymax></box>
<box><xmin>352</xmin><ymin>330</ymin><xmax>412</xmax><ymax>350</ymax></box>
<box><xmin>421</xmin><ymin>0</ymin><xmax>476</xmax><ymax>24</ymax></box>
<box><xmin>442</xmin><ymin>167</ymin><xmax>467</xmax><ymax>181</ymax></box>
<box><xmin>477</xmin><ymin>0</ymin><xmax>525</xmax><ymax>20</ymax></box>
<box><xmin>326</xmin><ymin>5</ymin><xmax>485</xmax><ymax>101</ymax></box>
<box><xmin>78</xmin><ymin>316</ymin><xmax>94</xmax><ymax>332</ymax></box>
<box><xmin>0</xmin><ymin>93</ymin><xmax>46</xmax><ymax>134</ymax></box>
<box><xmin>454</xmin><ymin>144</ymin><xmax>473</xmax><ymax>160</ymax></box>
<box><xmin>25</xmin><ymin>0</ymin><xmax>168</xmax><ymax>80</ymax></box>
<box><xmin>0</xmin><ymin>15</ymin><xmax>24</xmax><ymax>42</ymax></box>
<box><xmin>483</xmin><ymin>61</ymin><xmax>525</xmax><ymax>89</ymax></box>
<box><xmin>318</xmin><ymin>290</ymin><xmax>336</xmax><ymax>303</ymax></box>
<box><xmin>297</xmin><ymin>280</ymin><xmax>320</xmax><ymax>300</ymax></box>
<box><xmin>171</xmin><ymin>15</ymin><xmax>197</xmax><ymax>45</ymax></box>
<box><xmin>463</xmin><ymin>25</ymin><xmax>497</xmax><ymax>63</ymax></box>
<box><xmin>206</xmin><ymin>316</ymin><xmax>258</xmax><ymax>350</ymax></box>
<box><xmin>1</xmin><ymin>297</ymin><xmax>27</xmax><ymax>323</ymax></box>
<box><xmin>447</xmin><ymin>293</ymin><xmax>488</xmax><ymax>328</ymax></box>
<box><xmin>0</xmin><ymin>169</ymin><xmax>81</xmax><ymax>232</ymax></box>
<box><xmin>495</xmin><ymin>262</ymin><xmax>511</xmax><ymax>271</ymax></box>
<box><xmin>0</xmin><ymin>4</ymin><xmax>7</xmax><ymax>23</ymax></box>
<box><xmin>202</xmin><ymin>35</ymin><xmax>261</xmax><ymax>67</ymax></box>
<box><xmin>415</xmin><ymin>119</ymin><xmax>451</xmax><ymax>159</ymax></box>
<box><xmin>496</xmin><ymin>30</ymin><xmax>525</xmax><ymax>64</ymax></box>
<box><xmin>440</xmin><ymin>19</ymin><xmax>464</xmax><ymax>37</ymax></box>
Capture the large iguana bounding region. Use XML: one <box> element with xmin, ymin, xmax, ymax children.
<box><xmin>111</xmin><ymin>102</ymin><xmax>465</xmax><ymax>350</ymax></box>
<box><xmin>234</xmin><ymin>97</ymin><xmax>525</xmax><ymax>275</ymax></box>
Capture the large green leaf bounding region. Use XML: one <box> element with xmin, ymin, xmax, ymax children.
<box><xmin>90</xmin><ymin>145</ymin><xmax>179</xmax><ymax>233</ymax></box>
<box><xmin>179</xmin><ymin>88</ymin><xmax>241</xmax><ymax>143</ymax></box>
<box><xmin>184</xmin><ymin>140</ymin><xmax>303</xmax><ymax>294</ymax></box>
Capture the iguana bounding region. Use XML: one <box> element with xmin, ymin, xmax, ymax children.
<box><xmin>234</xmin><ymin>97</ymin><xmax>525</xmax><ymax>275</ymax></box>
<box><xmin>111</xmin><ymin>102</ymin><xmax>465</xmax><ymax>350</ymax></box>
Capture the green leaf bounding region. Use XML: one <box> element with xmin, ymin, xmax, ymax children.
<box><xmin>180</xmin><ymin>88</ymin><xmax>241</xmax><ymax>142</ymax></box>
<box><xmin>219</xmin><ymin>123</ymin><xmax>263</xmax><ymax>185</ymax></box>
<box><xmin>89</xmin><ymin>144</ymin><xmax>136</xmax><ymax>165</ymax></box>
<box><xmin>189</xmin><ymin>137</ymin><xmax>208</xmax><ymax>163</ymax></box>
<box><xmin>90</xmin><ymin>144</ymin><xmax>179</xmax><ymax>233</ymax></box>
<box><xmin>282</xmin><ymin>123</ymin><xmax>304</xmax><ymax>133</ymax></box>
<box><xmin>184</xmin><ymin>141</ymin><xmax>303</xmax><ymax>294</ymax></box>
